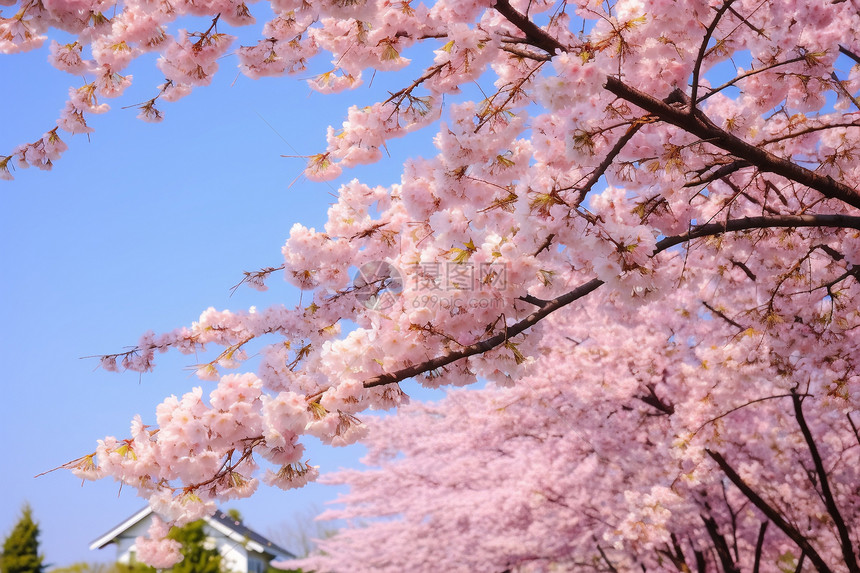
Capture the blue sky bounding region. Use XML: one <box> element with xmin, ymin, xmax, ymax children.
<box><xmin>0</xmin><ymin>18</ymin><xmax>443</xmax><ymax>566</ymax></box>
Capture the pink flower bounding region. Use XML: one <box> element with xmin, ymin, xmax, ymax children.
<box><xmin>135</xmin><ymin>517</ymin><xmax>183</xmax><ymax>569</ymax></box>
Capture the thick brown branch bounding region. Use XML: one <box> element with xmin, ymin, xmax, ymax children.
<box><xmin>495</xmin><ymin>0</ymin><xmax>860</xmax><ymax>210</ymax></box>
<box><xmin>701</xmin><ymin>513</ymin><xmax>740</xmax><ymax>573</ymax></box>
<box><xmin>791</xmin><ymin>390</ymin><xmax>860</xmax><ymax>572</ymax></box>
<box><xmin>655</xmin><ymin>215</ymin><xmax>860</xmax><ymax>251</ymax></box>
<box><xmin>518</xmin><ymin>294</ymin><xmax>549</xmax><ymax>308</ymax></box>
<box><xmin>753</xmin><ymin>521</ymin><xmax>769</xmax><ymax>573</ymax></box>
<box><xmin>499</xmin><ymin>44</ymin><xmax>552</xmax><ymax>61</ymax></box>
<box><xmin>839</xmin><ymin>45</ymin><xmax>860</xmax><ymax>66</ymax></box>
<box><xmin>706</xmin><ymin>450</ymin><xmax>834</xmax><ymax>573</ymax></box>
<box><xmin>638</xmin><ymin>384</ymin><xmax>675</xmax><ymax>415</ymax></box>
<box><xmin>360</xmin><ymin>215</ymin><xmax>860</xmax><ymax>391</ymax></box>
<box><xmin>492</xmin><ymin>0</ymin><xmax>566</xmax><ymax>55</ymax></box>
<box><xmin>604</xmin><ymin>77</ymin><xmax>860</xmax><ymax>210</ymax></box>
<box><xmin>657</xmin><ymin>533</ymin><xmax>691</xmax><ymax>572</ymax></box>
<box><xmin>363</xmin><ymin>277</ymin><xmax>605</xmax><ymax>389</ymax></box>
<box><xmin>731</xmin><ymin>259</ymin><xmax>757</xmax><ymax>281</ymax></box>
<box><xmin>695</xmin><ymin>550</ymin><xmax>707</xmax><ymax>573</ymax></box>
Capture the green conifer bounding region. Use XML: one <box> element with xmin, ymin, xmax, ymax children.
<box><xmin>166</xmin><ymin>521</ymin><xmax>221</xmax><ymax>573</ymax></box>
<box><xmin>1</xmin><ymin>504</ymin><xmax>45</xmax><ymax>573</ymax></box>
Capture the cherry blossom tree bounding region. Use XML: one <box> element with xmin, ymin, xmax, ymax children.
<box><xmin>5</xmin><ymin>0</ymin><xmax>860</xmax><ymax>570</ymax></box>
<box><xmin>290</xmin><ymin>287</ymin><xmax>860</xmax><ymax>572</ymax></box>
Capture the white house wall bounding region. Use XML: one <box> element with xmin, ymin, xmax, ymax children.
<box><xmin>210</xmin><ymin>521</ymin><xmax>250</xmax><ymax>573</ymax></box>
<box><xmin>114</xmin><ymin>518</ymin><xmax>156</xmax><ymax>564</ymax></box>
<box><xmin>112</xmin><ymin>514</ymin><xmax>251</xmax><ymax>572</ymax></box>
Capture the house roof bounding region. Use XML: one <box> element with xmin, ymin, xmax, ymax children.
<box><xmin>90</xmin><ymin>506</ymin><xmax>294</xmax><ymax>559</ymax></box>
<box><xmin>89</xmin><ymin>507</ymin><xmax>153</xmax><ymax>551</ymax></box>
<box><xmin>209</xmin><ymin>509</ymin><xmax>294</xmax><ymax>558</ymax></box>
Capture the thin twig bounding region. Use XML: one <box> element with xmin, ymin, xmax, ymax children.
<box><xmin>690</xmin><ymin>0</ymin><xmax>738</xmax><ymax>110</ymax></box>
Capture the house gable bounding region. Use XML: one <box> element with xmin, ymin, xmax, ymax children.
<box><xmin>90</xmin><ymin>507</ymin><xmax>294</xmax><ymax>572</ymax></box>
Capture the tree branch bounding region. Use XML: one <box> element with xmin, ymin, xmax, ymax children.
<box><xmin>731</xmin><ymin>259</ymin><xmax>757</xmax><ymax>281</ymax></box>
<box><xmin>492</xmin><ymin>0</ymin><xmax>566</xmax><ymax>55</ymax></box>
<box><xmin>839</xmin><ymin>44</ymin><xmax>860</xmax><ymax>66</ymax></box>
<box><xmin>499</xmin><ymin>43</ymin><xmax>552</xmax><ymax>61</ymax></box>
<box><xmin>690</xmin><ymin>0</ymin><xmax>737</xmax><ymax>110</ymax></box>
<box><xmin>701</xmin><ymin>513</ymin><xmax>740</xmax><ymax>573</ymax></box>
<box><xmin>693</xmin><ymin>394</ymin><xmax>808</xmax><ymax>437</ymax></box>
<box><xmin>638</xmin><ymin>383</ymin><xmax>675</xmax><ymax>415</ymax></box>
<box><xmin>753</xmin><ymin>521</ymin><xmax>769</xmax><ymax>573</ymax></box>
<box><xmin>795</xmin><ymin>553</ymin><xmax>808</xmax><ymax>573</ymax></box>
<box><xmin>702</xmin><ymin>300</ymin><xmax>744</xmax><ymax>330</ymax></box>
<box><xmin>518</xmin><ymin>294</ymin><xmax>549</xmax><ymax>308</ymax></box>
<box><xmin>363</xmin><ymin>277</ymin><xmax>605</xmax><ymax>389</ymax></box>
<box><xmin>695</xmin><ymin>549</ymin><xmax>707</xmax><ymax>573</ymax></box>
<box><xmin>666</xmin><ymin>533</ymin><xmax>691</xmax><ymax>572</ymax></box>
<box><xmin>604</xmin><ymin>77</ymin><xmax>860</xmax><ymax>210</ymax></box>
<box><xmin>848</xmin><ymin>413</ymin><xmax>860</xmax><ymax>447</ymax></box>
<box><xmin>575</xmin><ymin>122</ymin><xmax>643</xmax><ymax>206</ymax></box>
<box><xmin>493</xmin><ymin>0</ymin><xmax>860</xmax><ymax>210</ymax></box>
<box><xmin>791</xmin><ymin>389</ymin><xmax>860</xmax><ymax>572</ymax></box>
<box><xmin>706</xmin><ymin>449</ymin><xmax>834</xmax><ymax>573</ymax></box>
<box><xmin>655</xmin><ymin>215</ymin><xmax>860</xmax><ymax>251</ymax></box>
<box><xmin>684</xmin><ymin>160</ymin><xmax>751</xmax><ymax>188</ymax></box>
<box><xmin>358</xmin><ymin>214</ymin><xmax>860</xmax><ymax>392</ymax></box>
<box><xmin>697</xmin><ymin>55</ymin><xmax>808</xmax><ymax>104</ymax></box>
<box><xmin>595</xmin><ymin>541</ymin><xmax>619</xmax><ymax>573</ymax></box>
<box><xmin>533</xmin><ymin>233</ymin><xmax>556</xmax><ymax>256</ymax></box>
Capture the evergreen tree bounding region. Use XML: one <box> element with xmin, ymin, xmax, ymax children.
<box><xmin>165</xmin><ymin>521</ymin><xmax>220</xmax><ymax>573</ymax></box>
<box><xmin>1</xmin><ymin>504</ymin><xmax>44</xmax><ymax>573</ymax></box>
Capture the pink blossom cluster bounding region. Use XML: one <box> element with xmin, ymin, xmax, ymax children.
<box><xmin>134</xmin><ymin>516</ymin><xmax>182</xmax><ymax>568</ymax></box>
<box><xmin>289</xmin><ymin>279</ymin><xmax>860</xmax><ymax>571</ymax></box>
<box><xmin>10</xmin><ymin>0</ymin><xmax>860</xmax><ymax>569</ymax></box>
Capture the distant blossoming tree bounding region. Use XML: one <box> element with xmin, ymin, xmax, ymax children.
<box><xmin>4</xmin><ymin>0</ymin><xmax>860</xmax><ymax>570</ymax></box>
